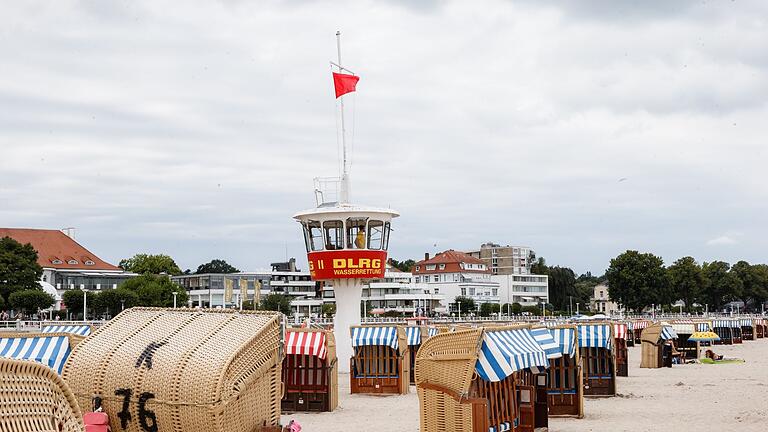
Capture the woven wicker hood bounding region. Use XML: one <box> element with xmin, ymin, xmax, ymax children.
<box><xmin>63</xmin><ymin>307</ymin><xmax>283</xmax><ymax>432</ymax></box>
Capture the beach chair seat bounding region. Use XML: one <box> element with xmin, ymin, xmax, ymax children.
<box><xmin>0</xmin><ymin>357</ymin><xmax>84</xmax><ymax>432</ymax></box>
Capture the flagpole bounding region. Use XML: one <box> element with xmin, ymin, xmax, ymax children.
<box><xmin>336</xmin><ymin>30</ymin><xmax>350</xmax><ymax>203</ymax></box>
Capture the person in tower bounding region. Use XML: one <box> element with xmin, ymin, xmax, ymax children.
<box><xmin>355</xmin><ymin>226</ymin><xmax>366</xmax><ymax>249</ymax></box>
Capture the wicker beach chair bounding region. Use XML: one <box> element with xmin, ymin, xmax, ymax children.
<box><xmin>282</xmin><ymin>328</ymin><xmax>338</xmax><ymax>412</ymax></box>
<box><xmin>407</xmin><ymin>326</ymin><xmax>429</xmax><ymax>385</ymax></box>
<box><xmin>545</xmin><ymin>325</ymin><xmax>584</xmax><ymax>418</ymax></box>
<box><xmin>577</xmin><ymin>322</ymin><xmax>616</xmax><ymax>397</ymax></box>
<box><xmin>62</xmin><ymin>307</ymin><xmax>283</xmax><ymax>432</ymax></box>
<box><xmin>0</xmin><ymin>357</ymin><xmax>84</xmax><ymax>432</ymax></box>
<box><xmin>613</xmin><ymin>323</ymin><xmax>629</xmax><ymax>377</ymax></box>
<box><xmin>349</xmin><ymin>325</ymin><xmax>410</xmax><ymax>395</ymax></box>
<box><xmin>640</xmin><ymin>323</ymin><xmax>678</xmax><ymax>368</ymax></box>
<box><xmin>415</xmin><ymin>325</ymin><xmax>549</xmax><ymax>432</ymax></box>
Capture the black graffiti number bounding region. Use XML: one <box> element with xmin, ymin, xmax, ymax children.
<box><xmin>138</xmin><ymin>392</ymin><xmax>158</xmax><ymax>432</ymax></box>
<box><xmin>115</xmin><ymin>388</ymin><xmax>132</xmax><ymax>430</ymax></box>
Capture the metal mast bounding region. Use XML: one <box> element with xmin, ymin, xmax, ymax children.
<box><xmin>336</xmin><ymin>31</ymin><xmax>350</xmax><ymax>203</ymax></box>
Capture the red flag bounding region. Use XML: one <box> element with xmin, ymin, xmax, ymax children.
<box><xmin>333</xmin><ymin>72</ymin><xmax>359</xmax><ymax>98</ymax></box>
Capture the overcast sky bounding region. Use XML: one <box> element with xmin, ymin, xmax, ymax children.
<box><xmin>1</xmin><ymin>0</ymin><xmax>767</xmax><ymax>274</ymax></box>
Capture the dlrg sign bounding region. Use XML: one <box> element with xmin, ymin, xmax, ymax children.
<box><xmin>307</xmin><ymin>250</ymin><xmax>388</xmax><ymax>280</ymax></box>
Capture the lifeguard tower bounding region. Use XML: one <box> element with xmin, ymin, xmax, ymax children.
<box><xmin>293</xmin><ymin>32</ymin><xmax>399</xmax><ymax>373</ymax></box>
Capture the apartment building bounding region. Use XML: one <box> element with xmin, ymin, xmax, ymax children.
<box><xmin>467</xmin><ymin>243</ymin><xmax>536</xmax><ymax>275</ymax></box>
<box><xmin>413</xmin><ymin>250</ymin><xmax>500</xmax><ymax>313</ymax></box>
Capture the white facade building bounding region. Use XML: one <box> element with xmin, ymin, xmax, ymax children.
<box><xmin>491</xmin><ymin>273</ymin><xmax>549</xmax><ymax>307</ymax></box>
<box><xmin>414</xmin><ymin>250</ymin><xmax>501</xmax><ymax>313</ymax></box>
<box><xmin>361</xmin><ymin>269</ymin><xmax>444</xmax><ymax>315</ymax></box>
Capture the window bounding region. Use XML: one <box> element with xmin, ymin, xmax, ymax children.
<box><xmin>438</xmin><ymin>264</ymin><xmax>445</xmax><ymax>270</ymax></box>
<box><xmin>416</xmin><ymin>266</ymin><xmax>420</xmax><ymax>271</ymax></box>
<box><xmin>433</xmin><ymin>275</ymin><xmax>439</xmax><ymax>282</ymax></box>
<box><xmin>307</xmin><ymin>221</ymin><xmax>324</xmax><ymax>251</ymax></box>
<box><xmin>383</xmin><ymin>222</ymin><xmax>391</xmax><ymax>250</ymax></box>
<box><xmin>367</xmin><ymin>220</ymin><xmax>384</xmax><ymax>249</ymax></box>
<box><xmin>434</xmin><ymin>288</ymin><xmax>439</xmax><ymax>294</ymax></box>
<box><xmin>492</xmin><ymin>289</ymin><xmax>498</xmax><ymax>296</ymax></box>
<box><xmin>346</xmin><ymin>217</ymin><xmax>367</xmax><ymax>249</ymax></box>
<box><xmin>68</xmin><ymin>259</ymin><xmax>79</xmax><ymax>265</ymax></box>
<box><xmin>52</xmin><ymin>259</ymin><xmax>63</xmax><ymax>265</ymax></box>
<box><xmin>426</xmin><ymin>265</ymin><xmax>436</xmax><ymax>271</ymax></box>
<box><xmin>461</xmin><ymin>287</ymin><xmax>466</xmax><ymax>296</ymax></box>
<box><xmin>599</xmin><ymin>290</ymin><xmax>604</xmax><ymax>299</ymax></box>
<box><xmin>84</xmin><ymin>260</ymin><xmax>95</xmax><ymax>266</ymax></box>
<box><xmin>323</xmin><ymin>220</ymin><xmax>344</xmax><ymax>250</ymax></box>
<box><xmin>469</xmin><ymin>287</ymin><xmax>475</xmax><ymax>296</ymax></box>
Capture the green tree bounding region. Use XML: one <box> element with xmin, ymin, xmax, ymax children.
<box><xmin>62</xmin><ymin>289</ymin><xmax>95</xmax><ymax>318</ymax></box>
<box><xmin>748</xmin><ymin>264</ymin><xmax>768</xmax><ymax>311</ymax></box>
<box><xmin>388</xmin><ymin>258</ymin><xmax>416</xmax><ymax>272</ymax></box>
<box><xmin>0</xmin><ymin>237</ymin><xmax>44</xmax><ymax>304</ymax></box>
<box><xmin>93</xmin><ymin>289</ymin><xmax>139</xmax><ymax>316</ymax></box>
<box><xmin>701</xmin><ymin>261</ymin><xmax>742</xmax><ymax>311</ymax></box>
<box><xmin>0</xmin><ymin>294</ymin><xmax>5</xmax><ymax>310</ymax></box>
<box><xmin>321</xmin><ymin>303</ymin><xmax>336</xmax><ymax>317</ymax></box>
<box><xmin>531</xmin><ymin>257</ymin><xmax>548</xmax><ymax>275</ymax></box>
<box><xmin>547</xmin><ymin>266</ymin><xmax>577</xmax><ymax>311</ymax></box>
<box><xmin>667</xmin><ymin>256</ymin><xmax>704</xmax><ymax>311</ymax></box>
<box><xmin>9</xmin><ymin>289</ymin><xmax>54</xmax><ymax>314</ymax></box>
<box><xmin>500</xmin><ymin>303</ymin><xmax>513</xmax><ymax>315</ymax></box>
<box><xmin>261</xmin><ymin>293</ymin><xmax>292</xmax><ymax>315</ymax></box>
<box><xmin>453</xmin><ymin>296</ymin><xmax>476</xmax><ymax>315</ymax></box>
<box><xmin>121</xmin><ymin>274</ymin><xmax>188</xmax><ymax>307</ymax></box>
<box><xmin>119</xmin><ymin>254</ymin><xmax>182</xmax><ymax>275</ymax></box>
<box><xmin>511</xmin><ymin>302</ymin><xmax>522</xmax><ymax>315</ymax></box>
<box><xmin>605</xmin><ymin>250</ymin><xmax>669</xmax><ymax>312</ymax></box>
<box><xmin>573</xmin><ymin>281</ymin><xmax>596</xmax><ymax>313</ymax></box>
<box><xmin>479</xmin><ymin>303</ymin><xmax>500</xmax><ymax>317</ymax></box>
<box><xmin>195</xmin><ymin>259</ymin><xmax>240</xmax><ymax>274</ymax></box>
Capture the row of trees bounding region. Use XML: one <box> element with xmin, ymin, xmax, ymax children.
<box><xmin>606</xmin><ymin>250</ymin><xmax>768</xmax><ymax>312</ymax></box>
<box><xmin>61</xmin><ymin>274</ymin><xmax>189</xmax><ymax>319</ymax></box>
<box><xmin>531</xmin><ymin>257</ymin><xmax>600</xmax><ymax>313</ymax></box>
<box><xmin>118</xmin><ymin>255</ymin><xmax>240</xmax><ymax>275</ymax></box>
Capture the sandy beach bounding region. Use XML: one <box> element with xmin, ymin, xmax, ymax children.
<box><xmin>282</xmin><ymin>341</ymin><xmax>768</xmax><ymax>431</ymax></box>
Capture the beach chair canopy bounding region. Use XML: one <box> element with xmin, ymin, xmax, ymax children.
<box><xmin>577</xmin><ymin>323</ymin><xmax>612</xmax><ymax>350</ymax></box>
<box><xmin>286</xmin><ymin>329</ymin><xmax>328</xmax><ymax>360</ymax></box>
<box><xmin>739</xmin><ymin>318</ymin><xmax>753</xmax><ymax>328</ymax></box>
<box><xmin>427</xmin><ymin>327</ymin><xmax>439</xmax><ymax>337</ymax></box>
<box><xmin>549</xmin><ymin>327</ymin><xmax>577</xmax><ymax>357</ymax></box>
<box><xmin>711</xmin><ymin>319</ymin><xmax>737</xmax><ymax>329</ymax></box>
<box><xmin>613</xmin><ymin>323</ymin><xmax>627</xmax><ymax>340</ymax></box>
<box><xmin>351</xmin><ymin>326</ymin><xmax>399</xmax><ymax>349</ymax></box>
<box><xmin>633</xmin><ymin>320</ymin><xmax>649</xmax><ymax>330</ymax></box>
<box><xmin>407</xmin><ymin>326</ymin><xmax>422</xmax><ymax>346</ymax></box>
<box><xmin>42</xmin><ymin>324</ymin><xmax>91</xmax><ymax>336</ymax></box>
<box><xmin>0</xmin><ymin>334</ymin><xmax>71</xmax><ymax>374</ymax></box>
<box><xmin>696</xmin><ymin>321</ymin><xmax>711</xmax><ymax>331</ymax></box>
<box><xmin>475</xmin><ymin>327</ymin><xmax>549</xmax><ymax>382</ymax></box>
<box><xmin>659</xmin><ymin>326</ymin><xmax>678</xmax><ymax>340</ymax></box>
<box><xmin>530</xmin><ymin>327</ymin><xmax>562</xmax><ymax>359</ymax></box>
<box><xmin>671</xmin><ymin>320</ymin><xmax>696</xmax><ymax>334</ymax></box>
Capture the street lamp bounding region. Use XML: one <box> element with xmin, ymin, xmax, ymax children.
<box><xmin>82</xmin><ymin>290</ymin><xmax>87</xmax><ymax>322</ymax></box>
<box><xmin>121</xmin><ymin>299</ymin><xmax>125</xmax><ymax>311</ymax></box>
<box><xmin>172</xmin><ymin>292</ymin><xmax>178</xmax><ymax>309</ymax></box>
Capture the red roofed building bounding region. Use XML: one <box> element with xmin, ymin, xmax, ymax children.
<box><xmin>413</xmin><ymin>250</ymin><xmax>499</xmax><ymax>313</ymax></box>
<box><xmin>0</xmin><ymin>228</ymin><xmax>135</xmax><ymax>310</ymax></box>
